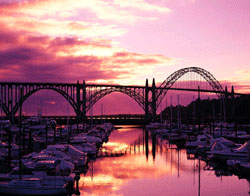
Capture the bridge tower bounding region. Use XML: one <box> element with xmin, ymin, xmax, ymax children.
<box><xmin>82</xmin><ymin>80</ymin><xmax>87</xmax><ymax>123</ymax></box>
<box><xmin>76</xmin><ymin>80</ymin><xmax>87</xmax><ymax>124</ymax></box>
<box><xmin>152</xmin><ymin>78</ymin><xmax>157</xmax><ymax>121</ymax></box>
<box><xmin>145</xmin><ymin>79</ymin><xmax>149</xmax><ymax>122</ymax></box>
<box><xmin>145</xmin><ymin>78</ymin><xmax>157</xmax><ymax>122</ymax></box>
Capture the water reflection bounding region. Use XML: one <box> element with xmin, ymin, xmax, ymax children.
<box><xmin>78</xmin><ymin>126</ymin><xmax>250</xmax><ymax>196</ymax></box>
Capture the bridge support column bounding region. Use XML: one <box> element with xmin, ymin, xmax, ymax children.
<box><xmin>152</xmin><ymin>78</ymin><xmax>157</xmax><ymax>122</ymax></box>
<box><xmin>198</xmin><ymin>86</ymin><xmax>200</xmax><ymax>133</ymax></box>
<box><xmin>145</xmin><ymin>79</ymin><xmax>149</xmax><ymax>123</ymax></box>
<box><xmin>231</xmin><ymin>86</ymin><xmax>235</xmax><ymax>122</ymax></box>
<box><xmin>223</xmin><ymin>86</ymin><xmax>227</xmax><ymax>123</ymax></box>
<box><xmin>82</xmin><ymin>80</ymin><xmax>87</xmax><ymax>125</ymax></box>
<box><xmin>76</xmin><ymin>81</ymin><xmax>81</xmax><ymax>132</ymax></box>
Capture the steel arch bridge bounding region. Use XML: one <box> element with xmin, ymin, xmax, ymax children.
<box><xmin>0</xmin><ymin>67</ymin><xmax>237</xmax><ymax>122</ymax></box>
<box><xmin>155</xmin><ymin>67</ymin><xmax>224</xmax><ymax>108</ymax></box>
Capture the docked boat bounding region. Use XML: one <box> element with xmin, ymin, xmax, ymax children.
<box><xmin>0</xmin><ymin>178</ymin><xmax>67</xmax><ymax>195</ymax></box>
<box><xmin>0</xmin><ymin>167</ymin><xmax>74</xmax><ymax>184</ymax></box>
<box><xmin>207</xmin><ymin>140</ymin><xmax>250</xmax><ymax>161</ymax></box>
<box><xmin>185</xmin><ymin>134</ymin><xmax>212</xmax><ymax>149</ymax></box>
<box><xmin>236</xmin><ymin>161</ymin><xmax>250</xmax><ymax>176</ymax></box>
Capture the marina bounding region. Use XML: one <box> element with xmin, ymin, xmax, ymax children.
<box><xmin>78</xmin><ymin>125</ymin><xmax>250</xmax><ymax>196</ymax></box>
<box><xmin>2</xmin><ymin>118</ymin><xmax>250</xmax><ymax>195</ymax></box>
<box><xmin>0</xmin><ymin>115</ymin><xmax>115</xmax><ymax>195</ymax></box>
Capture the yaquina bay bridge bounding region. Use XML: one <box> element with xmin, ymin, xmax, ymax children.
<box><xmin>0</xmin><ymin>67</ymin><xmax>243</xmax><ymax>123</ymax></box>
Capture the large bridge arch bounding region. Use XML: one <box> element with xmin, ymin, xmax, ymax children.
<box><xmin>155</xmin><ymin>67</ymin><xmax>224</xmax><ymax>108</ymax></box>
<box><xmin>85</xmin><ymin>87</ymin><xmax>145</xmax><ymax>113</ymax></box>
<box><xmin>12</xmin><ymin>88</ymin><xmax>78</xmax><ymax>116</ymax></box>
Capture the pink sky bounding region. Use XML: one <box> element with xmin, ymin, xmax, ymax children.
<box><xmin>0</xmin><ymin>0</ymin><xmax>250</xmax><ymax>115</ymax></box>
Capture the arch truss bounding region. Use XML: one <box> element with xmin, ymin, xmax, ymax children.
<box><xmin>0</xmin><ymin>82</ymin><xmax>81</xmax><ymax>121</ymax></box>
<box><xmin>85</xmin><ymin>85</ymin><xmax>145</xmax><ymax>113</ymax></box>
<box><xmin>155</xmin><ymin>67</ymin><xmax>224</xmax><ymax>108</ymax></box>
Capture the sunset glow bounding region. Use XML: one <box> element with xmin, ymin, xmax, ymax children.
<box><xmin>0</xmin><ymin>0</ymin><xmax>249</xmax><ymax>114</ymax></box>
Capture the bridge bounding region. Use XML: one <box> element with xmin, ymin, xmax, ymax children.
<box><xmin>0</xmin><ymin>67</ymin><xmax>243</xmax><ymax>123</ymax></box>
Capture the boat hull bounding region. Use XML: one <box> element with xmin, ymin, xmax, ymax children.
<box><xmin>0</xmin><ymin>183</ymin><xmax>67</xmax><ymax>195</ymax></box>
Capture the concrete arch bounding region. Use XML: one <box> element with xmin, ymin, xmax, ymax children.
<box><xmin>12</xmin><ymin>88</ymin><xmax>78</xmax><ymax>116</ymax></box>
<box><xmin>86</xmin><ymin>87</ymin><xmax>145</xmax><ymax>112</ymax></box>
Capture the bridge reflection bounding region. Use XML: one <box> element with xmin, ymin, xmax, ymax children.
<box><xmin>78</xmin><ymin>126</ymin><xmax>207</xmax><ymax>196</ymax></box>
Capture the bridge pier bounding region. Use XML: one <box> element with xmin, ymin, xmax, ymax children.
<box><xmin>144</xmin><ymin>78</ymin><xmax>157</xmax><ymax>123</ymax></box>
<box><xmin>145</xmin><ymin>79</ymin><xmax>149</xmax><ymax>123</ymax></box>
<box><xmin>151</xmin><ymin>78</ymin><xmax>157</xmax><ymax>122</ymax></box>
<box><xmin>82</xmin><ymin>80</ymin><xmax>87</xmax><ymax>124</ymax></box>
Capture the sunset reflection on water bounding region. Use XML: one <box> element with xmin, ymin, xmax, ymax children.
<box><xmin>78</xmin><ymin>126</ymin><xmax>250</xmax><ymax>196</ymax></box>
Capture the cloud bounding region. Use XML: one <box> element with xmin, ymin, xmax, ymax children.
<box><xmin>0</xmin><ymin>25</ymin><xmax>173</xmax><ymax>84</ymax></box>
<box><xmin>221</xmin><ymin>70</ymin><xmax>250</xmax><ymax>93</ymax></box>
<box><xmin>0</xmin><ymin>0</ymin><xmax>171</xmax><ymax>24</ymax></box>
<box><xmin>0</xmin><ymin>0</ymin><xmax>175</xmax><ymax>85</ymax></box>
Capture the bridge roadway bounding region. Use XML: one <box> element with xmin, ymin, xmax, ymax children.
<box><xmin>0</xmin><ymin>81</ymin><xmax>243</xmax><ymax>96</ymax></box>
<box><xmin>37</xmin><ymin>114</ymin><xmax>146</xmax><ymax>125</ymax></box>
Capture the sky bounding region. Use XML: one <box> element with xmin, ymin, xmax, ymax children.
<box><xmin>0</xmin><ymin>0</ymin><xmax>250</xmax><ymax>115</ymax></box>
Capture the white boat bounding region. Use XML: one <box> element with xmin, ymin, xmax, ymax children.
<box><xmin>0</xmin><ymin>141</ymin><xmax>20</xmax><ymax>159</ymax></box>
<box><xmin>0</xmin><ymin>178</ymin><xmax>67</xmax><ymax>195</ymax></box>
<box><xmin>185</xmin><ymin>134</ymin><xmax>211</xmax><ymax>149</ymax></box>
<box><xmin>0</xmin><ymin>168</ymin><xmax>46</xmax><ymax>181</ymax></box>
<box><xmin>71</xmin><ymin>134</ymin><xmax>102</xmax><ymax>146</ymax></box>
<box><xmin>87</xmin><ymin>129</ymin><xmax>108</xmax><ymax>142</ymax></box>
<box><xmin>74</xmin><ymin>143</ymin><xmax>97</xmax><ymax>155</ymax></box>
<box><xmin>45</xmin><ymin>144</ymin><xmax>87</xmax><ymax>161</ymax></box>
<box><xmin>0</xmin><ymin>167</ymin><xmax>74</xmax><ymax>183</ymax></box>
<box><xmin>208</xmin><ymin>140</ymin><xmax>250</xmax><ymax>161</ymax></box>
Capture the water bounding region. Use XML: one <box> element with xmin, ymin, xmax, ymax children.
<box><xmin>78</xmin><ymin>125</ymin><xmax>250</xmax><ymax>196</ymax></box>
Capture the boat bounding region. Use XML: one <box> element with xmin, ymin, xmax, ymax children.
<box><xmin>185</xmin><ymin>134</ymin><xmax>212</xmax><ymax>149</ymax></box>
<box><xmin>0</xmin><ymin>167</ymin><xmax>74</xmax><ymax>183</ymax></box>
<box><xmin>0</xmin><ymin>178</ymin><xmax>67</xmax><ymax>195</ymax></box>
<box><xmin>0</xmin><ymin>168</ymin><xmax>46</xmax><ymax>182</ymax></box>
<box><xmin>235</xmin><ymin>161</ymin><xmax>250</xmax><ymax>176</ymax></box>
<box><xmin>207</xmin><ymin>140</ymin><xmax>250</xmax><ymax>161</ymax></box>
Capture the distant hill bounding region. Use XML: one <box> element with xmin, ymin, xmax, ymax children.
<box><xmin>160</xmin><ymin>94</ymin><xmax>250</xmax><ymax>124</ymax></box>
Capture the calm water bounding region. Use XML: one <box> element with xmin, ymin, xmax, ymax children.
<box><xmin>78</xmin><ymin>125</ymin><xmax>250</xmax><ymax>196</ymax></box>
